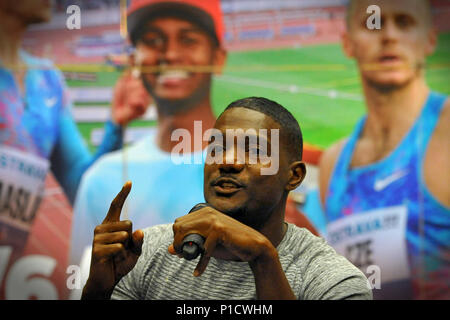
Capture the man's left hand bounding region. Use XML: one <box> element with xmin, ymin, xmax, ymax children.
<box><xmin>169</xmin><ymin>206</ymin><xmax>277</xmax><ymax>277</ymax></box>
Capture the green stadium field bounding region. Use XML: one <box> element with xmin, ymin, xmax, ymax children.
<box><xmin>71</xmin><ymin>33</ymin><xmax>450</xmax><ymax>151</ymax></box>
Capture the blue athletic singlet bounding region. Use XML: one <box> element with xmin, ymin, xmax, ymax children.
<box><xmin>325</xmin><ymin>92</ymin><xmax>449</xmax><ymax>300</ymax></box>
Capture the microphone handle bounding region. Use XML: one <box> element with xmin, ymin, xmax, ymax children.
<box><xmin>181</xmin><ymin>203</ymin><xmax>210</xmax><ymax>260</ymax></box>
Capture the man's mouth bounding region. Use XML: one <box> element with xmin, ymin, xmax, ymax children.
<box><xmin>156</xmin><ymin>69</ymin><xmax>190</xmax><ymax>85</ymax></box>
<box><xmin>211</xmin><ymin>177</ymin><xmax>245</xmax><ymax>195</ymax></box>
<box><xmin>377</xmin><ymin>54</ymin><xmax>404</xmax><ymax>66</ymax></box>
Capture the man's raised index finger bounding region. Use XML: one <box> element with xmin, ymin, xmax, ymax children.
<box><xmin>103</xmin><ymin>181</ymin><xmax>132</xmax><ymax>223</ymax></box>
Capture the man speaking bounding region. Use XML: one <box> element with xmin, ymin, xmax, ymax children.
<box><xmin>81</xmin><ymin>97</ymin><xmax>372</xmax><ymax>300</ymax></box>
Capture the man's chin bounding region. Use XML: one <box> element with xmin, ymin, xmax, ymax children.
<box><xmin>154</xmin><ymin>97</ymin><xmax>198</xmax><ymax>116</ymax></box>
<box><xmin>154</xmin><ymin>88</ymin><xmax>192</xmax><ymax>101</ymax></box>
<box><xmin>207</xmin><ymin>197</ymin><xmax>267</xmax><ymax>230</ymax></box>
<box><xmin>207</xmin><ymin>197</ymin><xmax>245</xmax><ymax>218</ymax></box>
<box><xmin>144</xmin><ymin>85</ymin><xmax>201</xmax><ymax>115</ymax></box>
<box><xmin>142</xmin><ymin>76</ymin><xmax>210</xmax><ymax>115</ymax></box>
<box><xmin>365</xmin><ymin>75</ymin><xmax>413</xmax><ymax>93</ymax></box>
<box><xmin>209</xmin><ymin>198</ymin><xmax>238</xmax><ymax>212</ymax></box>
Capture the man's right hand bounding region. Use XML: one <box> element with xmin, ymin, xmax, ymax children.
<box><xmin>111</xmin><ymin>67</ymin><xmax>152</xmax><ymax>126</ymax></box>
<box><xmin>81</xmin><ymin>181</ymin><xmax>144</xmax><ymax>300</ymax></box>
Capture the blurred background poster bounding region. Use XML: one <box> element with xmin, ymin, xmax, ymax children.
<box><xmin>3</xmin><ymin>0</ymin><xmax>448</xmax><ymax>299</ymax></box>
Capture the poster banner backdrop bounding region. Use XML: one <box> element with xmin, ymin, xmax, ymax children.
<box><xmin>1</xmin><ymin>0</ymin><xmax>449</xmax><ymax>299</ymax></box>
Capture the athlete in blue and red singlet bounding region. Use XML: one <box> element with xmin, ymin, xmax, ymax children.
<box><xmin>319</xmin><ymin>0</ymin><xmax>449</xmax><ymax>299</ymax></box>
<box><xmin>0</xmin><ymin>1</ymin><xmax>150</xmax><ymax>299</ymax></box>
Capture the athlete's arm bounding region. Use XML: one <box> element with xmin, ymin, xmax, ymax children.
<box><xmin>423</xmin><ymin>99</ymin><xmax>450</xmax><ymax>207</ymax></box>
<box><xmin>50</xmin><ymin>69</ymin><xmax>150</xmax><ymax>205</ymax></box>
<box><xmin>50</xmin><ymin>108</ymin><xmax>123</xmax><ymax>204</ymax></box>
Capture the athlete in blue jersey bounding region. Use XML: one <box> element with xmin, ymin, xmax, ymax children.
<box><xmin>0</xmin><ymin>0</ymin><xmax>148</xmax><ymax>296</ymax></box>
<box><xmin>319</xmin><ymin>0</ymin><xmax>449</xmax><ymax>299</ymax></box>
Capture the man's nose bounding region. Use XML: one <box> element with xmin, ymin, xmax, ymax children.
<box><xmin>380</xmin><ymin>18</ymin><xmax>401</xmax><ymax>44</ymax></box>
<box><xmin>218</xmin><ymin>147</ymin><xmax>245</xmax><ymax>173</ymax></box>
<box><xmin>160</xmin><ymin>38</ymin><xmax>182</xmax><ymax>63</ymax></box>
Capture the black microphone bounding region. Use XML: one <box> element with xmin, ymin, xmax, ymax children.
<box><xmin>181</xmin><ymin>203</ymin><xmax>209</xmax><ymax>260</ymax></box>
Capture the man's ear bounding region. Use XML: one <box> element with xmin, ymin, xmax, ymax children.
<box><xmin>341</xmin><ymin>31</ymin><xmax>355</xmax><ymax>59</ymax></box>
<box><xmin>425</xmin><ymin>27</ymin><xmax>438</xmax><ymax>57</ymax></box>
<box><xmin>285</xmin><ymin>161</ymin><xmax>306</xmax><ymax>191</ymax></box>
<box><xmin>212</xmin><ymin>47</ymin><xmax>227</xmax><ymax>75</ymax></box>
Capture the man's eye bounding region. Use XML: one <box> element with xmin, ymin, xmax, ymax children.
<box><xmin>208</xmin><ymin>143</ymin><xmax>224</xmax><ymax>156</ymax></box>
<box><xmin>180</xmin><ymin>36</ymin><xmax>199</xmax><ymax>46</ymax></box>
<box><xmin>396</xmin><ymin>15</ymin><xmax>415</xmax><ymax>29</ymax></box>
<box><xmin>141</xmin><ymin>35</ymin><xmax>164</xmax><ymax>48</ymax></box>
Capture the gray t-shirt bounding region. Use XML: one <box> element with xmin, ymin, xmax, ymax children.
<box><xmin>112</xmin><ymin>223</ymin><xmax>372</xmax><ymax>300</ymax></box>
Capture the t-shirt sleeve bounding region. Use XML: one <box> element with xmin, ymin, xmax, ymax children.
<box><xmin>298</xmin><ymin>232</ymin><xmax>373</xmax><ymax>300</ymax></box>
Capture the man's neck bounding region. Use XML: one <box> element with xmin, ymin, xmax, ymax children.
<box><xmin>258</xmin><ymin>199</ymin><xmax>288</xmax><ymax>249</ymax></box>
<box><xmin>361</xmin><ymin>77</ymin><xmax>430</xmax><ymax>146</ymax></box>
<box><xmin>155</xmin><ymin>97</ymin><xmax>216</xmax><ymax>153</ymax></box>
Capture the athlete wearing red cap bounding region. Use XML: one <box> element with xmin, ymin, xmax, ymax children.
<box><xmin>70</xmin><ymin>0</ymin><xmax>227</xmax><ymax>299</ymax></box>
<box><xmin>127</xmin><ymin>0</ymin><xmax>224</xmax><ymax>46</ymax></box>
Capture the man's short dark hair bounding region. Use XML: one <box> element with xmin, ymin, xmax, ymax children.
<box><xmin>223</xmin><ymin>97</ymin><xmax>303</xmax><ymax>162</ymax></box>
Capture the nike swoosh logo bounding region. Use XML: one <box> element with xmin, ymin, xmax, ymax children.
<box><xmin>44</xmin><ymin>97</ymin><xmax>58</xmax><ymax>108</ymax></box>
<box><xmin>374</xmin><ymin>170</ymin><xmax>409</xmax><ymax>191</ymax></box>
